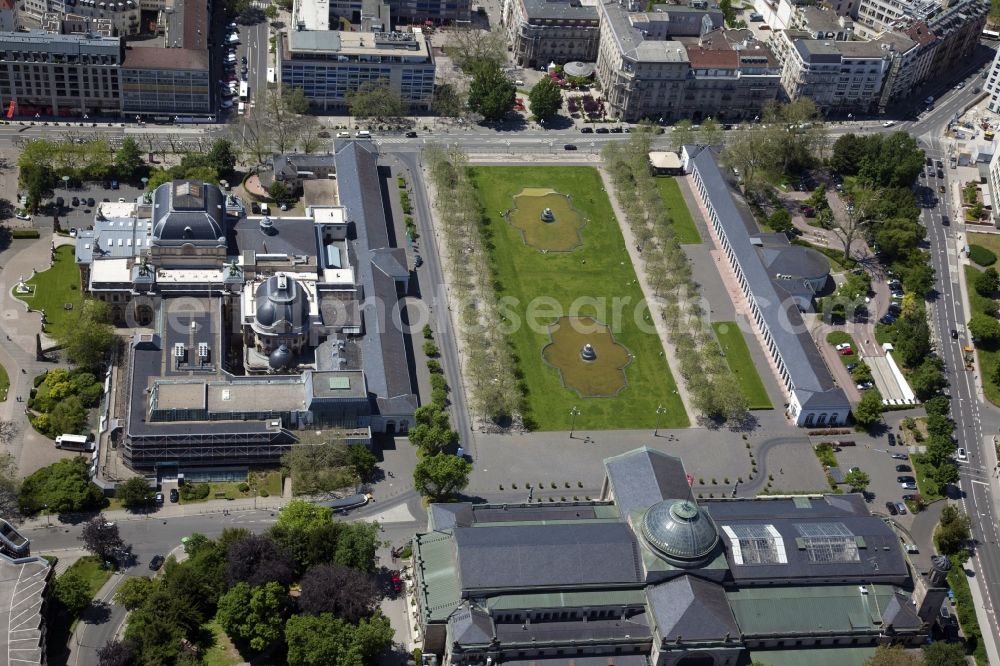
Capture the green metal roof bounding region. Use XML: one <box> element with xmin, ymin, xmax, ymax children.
<box><xmin>473</xmin><ymin>518</ymin><xmax>621</xmax><ymax>528</ymax></box>
<box><xmin>486</xmin><ymin>589</ymin><xmax>646</xmax><ymax>611</ymax></box>
<box><xmin>414</xmin><ymin>531</ymin><xmax>461</xmax><ymax>622</ymax></box>
<box><xmin>727</xmin><ymin>585</ymin><xmax>902</xmax><ymax>636</ymax></box>
<box><xmin>749</xmin><ymin>647</ymin><xmax>877</xmax><ymax>666</ymax></box>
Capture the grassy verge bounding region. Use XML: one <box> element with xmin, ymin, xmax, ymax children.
<box><xmin>791</xmin><ymin>238</ymin><xmax>857</xmax><ymax>272</ymax></box>
<box><xmin>946</xmin><ymin>559</ymin><xmax>989</xmax><ymax>665</ymax></box>
<box><xmin>0</xmin><ymin>361</ymin><xmax>8</xmax><ymax>401</ymax></box>
<box><xmin>967</xmin><ymin>233</ymin><xmax>1000</xmax><ymax>266</ymax></box>
<box><xmin>711</xmin><ymin>322</ymin><xmax>772</xmax><ymax>409</ymax></box>
<box><xmin>814</xmin><ymin>442</ymin><xmax>838</xmax><ymax>468</ymax></box>
<box><xmin>911</xmin><ymin>454</ymin><xmax>944</xmax><ymax>501</ymax></box>
<box><xmin>471</xmin><ymin>166</ymin><xmax>687</xmax><ymax>430</ymax></box>
<box><xmin>180</xmin><ymin>471</ymin><xmax>282</xmax><ymax>504</ymax></box>
<box><xmin>45</xmin><ymin>555</ymin><xmax>114</xmax><ymax>655</ymax></box>
<box><xmin>201</xmin><ymin>620</ymin><xmax>245</xmax><ymax>666</ymax></box>
<box><xmin>655</xmin><ymin>177</ymin><xmax>702</xmax><ymax>244</ymax></box>
<box><xmin>825</xmin><ymin>331</ymin><xmax>858</xmax><ymax>365</ymax></box>
<box><xmin>964</xmin><ymin>265</ymin><xmax>1000</xmax><ymax>406</ymax></box>
<box><xmin>13</xmin><ymin>245</ymin><xmax>83</xmax><ymax>338</ymax></box>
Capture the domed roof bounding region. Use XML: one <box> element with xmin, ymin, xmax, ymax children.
<box><xmin>640</xmin><ymin>499</ymin><xmax>720</xmax><ymax>566</ymax></box>
<box><xmin>268</xmin><ymin>344</ymin><xmax>294</xmax><ymax>369</ymax></box>
<box><xmin>254</xmin><ymin>274</ymin><xmax>311</xmax><ymax>335</ymax></box>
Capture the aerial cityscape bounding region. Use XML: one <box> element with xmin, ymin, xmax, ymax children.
<box><xmin>0</xmin><ymin>0</ymin><xmax>996</xmax><ymax>662</ymax></box>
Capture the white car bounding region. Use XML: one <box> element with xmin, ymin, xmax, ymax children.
<box><xmin>882</xmin><ymin>120</ymin><xmax>895</xmax><ymax>127</ymax></box>
<box><xmin>336</xmin><ymin>131</ymin><xmax>350</xmax><ymax>138</ymax></box>
<box><xmin>15</xmin><ymin>212</ymin><xmax>30</xmax><ymax>221</ymax></box>
<box><xmin>957</xmin><ymin>447</ymin><xmax>968</xmax><ymax>462</ymax></box>
<box><xmin>835</xmin><ymin>342</ymin><xmax>852</xmax><ymax>351</ymax></box>
<box><xmin>118</xmin><ymin>197</ymin><xmax>126</xmax><ymax>203</ymax></box>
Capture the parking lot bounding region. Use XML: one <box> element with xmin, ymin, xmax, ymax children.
<box><xmin>43</xmin><ymin>182</ymin><xmax>146</xmax><ymax>234</ymax></box>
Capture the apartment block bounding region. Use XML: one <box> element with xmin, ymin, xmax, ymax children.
<box><xmin>321</xmin><ymin>0</ymin><xmax>468</xmax><ymax>26</ymax></box>
<box><xmin>501</xmin><ymin>0</ymin><xmax>600</xmax><ymax>68</ymax></box>
<box><xmin>280</xmin><ymin>0</ymin><xmax>434</xmax><ymax>111</ymax></box>
<box><xmin>0</xmin><ymin>30</ymin><xmax>122</xmax><ymax>117</ymax></box>
<box><xmin>595</xmin><ymin>1</ymin><xmax>779</xmax><ymax>122</ymax></box>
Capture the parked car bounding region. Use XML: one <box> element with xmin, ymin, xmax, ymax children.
<box><xmin>580</xmin><ymin>127</ymin><xmax>593</xmax><ymax>134</ymax></box>
<box><xmin>839</xmin><ymin>347</ymin><xmax>854</xmax><ymax>356</ymax></box>
<box><xmin>897</xmin><ymin>475</ymin><xmax>915</xmax><ymax>483</ymax></box>
<box><xmin>251</xmin><ymin>202</ymin><xmax>261</xmax><ymax>214</ymax></box>
<box><xmin>414</xmin><ymin>254</ymin><xmax>423</xmax><ymax>268</ymax></box>
<box><xmin>564</xmin><ymin>144</ymin><xmax>578</xmax><ymax>150</ymax></box>
<box><xmin>155</xmin><ymin>492</ymin><xmax>164</xmax><ymax>504</ymax></box>
<box><xmin>895</xmin><ymin>464</ymin><xmax>911</xmax><ymax>472</ymax></box>
<box><xmin>901</xmin><ymin>481</ymin><xmax>917</xmax><ymax>490</ymax></box>
<box><xmin>895</xmin><ymin>502</ymin><xmax>907</xmax><ymax>515</ymax></box>
<box><xmin>69</xmin><ymin>228</ymin><xmax>77</xmax><ymax>237</ymax></box>
<box><xmin>279</xmin><ymin>202</ymin><xmax>288</xmax><ymax>211</ymax></box>
<box><xmin>14</xmin><ymin>212</ymin><xmax>30</xmax><ymax>221</ymax></box>
<box><xmin>405</xmin><ymin>131</ymin><xmax>418</xmax><ymax>138</ymax></box>
<box><xmin>336</xmin><ymin>131</ymin><xmax>350</xmax><ymax>138</ymax></box>
<box><xmin>882</xmin><ymin>120</ymin><xmax>896</xmax><ymax>127</ymax></box>
<box><xmin>169</xmin><ymin>488</ymin><xmax>179</xmax><ymax>503</ymax></box>
<box><xmin>87</xmin><ymin>197</ymin><xmax>95</xmax><ymax>207</ymax></box>
<box><xmin>885</xmin><ymin>501</ymin><xmax>899</xmax><ymax>515</ymax></box>
<box><xmin>887</xmin><ymin>433</ymin><xmax>896</xmax><ymax>446</ymax></box>
<box><xmin>891</xmin><ymin>453</ymin><xmax>908</xmax><ymax>460</ymax></box>
<box><xmin>610</xmin><ymin>126</ymin><xmax>623</xmax><ymax>133</ymax></box>
<box><xmin>149</xmin><ymin>555</ymin><xmax>165</xmax><ymax>571</ymax></box>
<box><xmin>390</xmin><ymin>570</ymin><xmax>402</xmax><ymax>593</ymax></box>
<box><xmin>856</xmin><ymin>381</ymin><xmax>874</xmax><ymax>390</ymax></box>
<box><xmin>835</xmin><ymin>342</ymin><xmax>851</xmax><ymax>351</ymax></box>
<box><xmin>71</xmin><ymin>196</ymin><xmax>79</xmax><ymax>206</ymax></box>
<box><xmin>846</xmin><ymin>363</ymin><xmax>857</xmax><ymax>372</ymax></box>
<box><xmin>595</xmin><ymin>127</ymin><xmax>610</xmax><ymax>134</ymax></box>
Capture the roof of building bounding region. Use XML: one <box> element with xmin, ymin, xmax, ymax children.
<box><xmin>599</xmin><ymin>1</ymin><xmax>690</xmax><ymax>63</ymax></box>
<box><xmin>756</xmin><ymin>241</ymin><xmax>830</xmax><ymax>281</ymax></box>
<box><xmin>604</xmin><ymin>447</ymin><xmax>692</xmax><ymax>519</ymax></box>
<box><xmin>646</xmin><ymin>575</ymin><xmax>740</xmax><ymax>641</ymax></box>
<box><xmin>254</xmin><ymin>273</ymin><xmax>311</xmax><ymax>332</ymax></box>
<box><xmin>151</xmin><ymin>181</ymin><xmax>226</xmax><ymax>243</ymax></box>
<box><xmin>122</xmin><ymin>44</ymin><xmax>208</xmax><ymax>70</ymax></box>
<box><xmin>272</xmin><ymin>152</ymin><xmax>338</xmax><ymax>182</ymax></box>
<box><xmin>649</xmin><ymin>151</ymin><xmax>683</xmax><ymax>169</ymax></box>
<box><xmin>903</xmin><ymin>20</ymin><xmax>936</xmax><ymax>46</ymax></box>
<box><xmin>640</xmin><ymin>499</ymin><xmax>721</xmax><ymax>565</ymax></box>
<box><xmin>0</xmin><ymin>555</ymin><xmax>49</xmax><ymax>666</ymax></box>
<box><xmin>749</xmin><ymin>647</ymin><xmax>878</xmax><ymax>666</ymax></box>
<box><xmin>448</xmin><ymin>604</ymin><xmax>495</xmax><ymax>645</ymax></box>
<box><xmin>453</xmin><ymin>522</ymin><xmax>642</xmax><ymax>591</ymax></box>
<box><xmin>685</xmin><ymin>145</ymin><xmax>848</xmax><ymax>414</ymax></box>
<box><xmin>797</xmin><ymin>6</ymin><xmax>850</xmax><ymax>34</ymax></box>
<box><xmin>76</xmin><ymin>217</ymin><xmax>153</xmax><ymax>264</ymax></box>
<box><xmin>521</xmin><ymin>0</ymin><xmax>599</xmax><ymax>22</ymax></box>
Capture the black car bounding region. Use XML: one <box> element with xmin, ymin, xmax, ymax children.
<box><xmin>942</xmin><ymin>216</ymin><xmax>950</xmax><ymax>226</ymax></box>
<box><xmin>952</xmin><ymin>329</ymin><xmax>959</xmax><ymax>339</ymax></box>
<box><xmin>414</xmin><ymin>254</ymin><xmax>423</xmax><ymax>268</ymax></box>
<box><xmin>595</xmin><ymin>127</ymin><xmax>610</xmax><ymax>134</ymax></box>
<box><xmin>580</xmin><ymin>127</ymin><xmax>594</xmax><ymax>134</ymax></box>
<box><xmin>56</xmin><ymin>196</ymin><xmax>64</xmax><ymax>207</ymax></box>
<box><xmin>405</xmin><ymin>131</ymin><xmax>418</xmax><ymax>138</ymax></box>
<box><xmin>149</xmin><ymin>555</ymin><xmax>165</xmax><ymax>571</ymax></box>
<box><xmin>895</xmin><ymin>464</ymin><xmax>911</xmax><ymax>472</ymax></box>
<box><xmin>71</xmin><ymin>196</ymin><xmax>79</xmax><ymax>206</ymax></box>
<box><xmin>897</xmin><ymin>475</ymin><xmax>915</xmax><ymax>484</ymax></box>
<box><xmin>169</xmin><ymin>488</ymin><xmax>179</xmax><ymax>503</ymax></box>
<box><xmin>610</xmin><ymin>126</ymin><xmax>623</xmax><ymax>133</ymax></box>
<box><xmin>937</xmin><ymin>169</ymin><xmax>944</xmax><ymax>178</ymax></box>
<box><xmin>251</xmin><ymin>202</ymin><xmax>261</xmax><ymax>214</ymax></box>
<box><xmin>887</xmin><ymin>433</ymin><xmax>896</xmax><ymax>446</ymax></box>
<box><xmin>241</xmin><ymin>56</ymin><xmax>248</xmax><ymax>64</ymax></box>
<box><xmin>87</xmin><ymin>197</ymin><xmax>95</xmax><ymax>207</ymax></box>
<box><xmin>885</xmin><ymin>501</ymin><xmax>899</xmax><ymax>516</ymax></box>
<box><xmin>564</xmin><ymin>144</ymin><xmax>578</xmax><ymax>150</ymax></box>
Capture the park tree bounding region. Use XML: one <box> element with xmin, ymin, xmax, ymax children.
<box><xmin>297</xmin><ymin>564</ymin><xmax>377</xmax><ymax>622</ymax></box>
<box><xmin>444</xmin><ymin>26</ymin><xmax>507</xmax><ymax>72</ymax></box>
<box><xmin>117</xmin><ymin>476</ymin><xmax>155</xmax><ymax>511</ymax></box>
<box><xmin>858</xmin><ymin>132</ymin><xmax>925</xmax><ymax>188</ymax></box>
<box><xmin>925</xmin><ymin>395</ymin><xmax>951</xmax><ymax>418</ymax></box>
<box><xmin>936</xmin><ymin>505</ymin><xmax>972</xmax><ymax>556</ymax></box>
<box><xmin>0</xmin><ymin>453</ymin><xmax>21</xmax><ymax>520</ymax></box>
<box><xmin>924</xmin><ymin>434</ymin><xmax>956</xmax><ymax>468</ymax></box>
<box><xmin>922</xmin><ymin>640</ymin><xmax>967</xmax><ymax>666</ymax></box>
<box><xmin>82</xmin><ymin>515</ymin><xmax>127</xmax><ymax>563</ymax></box>
<box><xmin>720</xmin><ymin>122</ymin><xmax>772</xmax><ymax>192</ymax></box>
<box><xmin>46</xmin><ymin>395</ymin><xmax>87</xmax><ymax>436</ymax></box>
<box><xmin>268</xmin><ymin>180</ymin><xmax>292</xmax><ymax>205</ymax></box>
<box><xmin>413</xmin><ymin>453</ymin><xmax>472</xmax><ymax>501</ymax></box>
<box><xmin>217</xmin><ymin>581</ymin><xmax>289</xmax><ymax>652</ymax></box>
<box><xmin>348</xmin><ymin>81</ymin><xmax>407</xmax><ymax>121</ymax></box>
<box><xmin>697</xmin><ymin>117</ymin><xmax>724</xmax><ymax>146</ymax></box>
<box><xmin>51</xmin><ymin>569</ymin><xmax>92</xmax><ymax>618</ymax></box>
<box><xmin>113</xmin><ymin>576</ymin><xmax>156</xmax><ymax>611</ymax></box>
<box><xmin>281</xmin><ymin>435</ymin><xmax>359</xmax><ymax>496</ymax></box>
<box><xmin>20</xmin><ymin>165</ymin><xmax>54</xmax><ymax>213</ymax></box>
<box><xmin>670</xmin><ymin>119</ymin><xmax>695</xmax><ymax>151</ymax></box>
<box><xmin>969</xmin><ymin>312</ymin><xmax>1000</xmax><ymax>346</ymax></box>
<box><xmin>57</xmin><ymin>299</ymin><xmax>115</xmax><ymax>370</ymax></box>
<box><xmin>976</xmin><ymin>266</ymin><xmax>1000</xmax><ymax>296</ymax></box>
<box><xmin>901</xmin><ymin>255</ymin><xmax>936</xmax><ymax>299</ymax></box>
<box><xmin>97</xmin><ymin>639</ymin><xmax>137</xmax><ymax>666</ymax></box>
<box><xmin>408</xmin><ymin>405</ymin><xmax>459</xmax><ymax>455</ymax></box>
<box><xmin>929</xmin><ymin>461</ymin><xmax>960</xmax><ymax>487</ymax></box>
<box><xmin>207</xmin><ymin>138</ymin><xmax>237</xmax><ymax>178</ymax></box>
<box><xmin>834</xmin><ymin>185</ymin><xmax>879</xmax><ymax>261</ymax></box>
<box><xmin>864</xmin><ymin>644</ymin><xmax>922</xmax><ymax>666</ymax></box>
<box><xmin>432</xmin><ymin>83</ymin><xmax>465</xmax><ymax>118</ymax></box>
<box><xmin>347</xmin><ymin>444</ymin><xmax>378</xmax><ymax>482</ymax></box>
<box><xmin>18</xmin><ymin>457</ymin><xmax>105</xmax><ymax>515</ymax></box>
<box><xmin>124</xmin><ymin>589</ymin><xmax>192</xmax><ymax>664</ymax></box>
<box><xmin>853</xmin><ymin>387</ymin><xmax>883</xmax><ymax>428</ymax></box>
<box><xmin>225</xmin><ymin>533</ymin><xmax>295</xmax><ymax>588</ymax></box>
<box><xmin>910</xmin><ymin>356</ymin><xmax>948</xmax><ymax>401</ymax></box>
<box><xmin>528</xmin><ymin>77</ymin><xmax>562</xmax><ymax>122</ymax></box>
<box><xmin>467</xmin><ymin>61</ymin><xmax>515</xmax><ymax>122</ymax></box>
<box><xmin>767</xmin><ymin>209</ymin><xmax>793</xmax><ymax>234</ymax></box>
<box><xmin>761</xmin><ymin>98</ymin><xmax>826</xmax><ymax>174</ymax></box>
<box><xmin>285</xmin><ymin>612</ymin><xmax>394</xmax><ymax>666</ymax></box>
<box><xmin>893</xmin><ymin>308</ymin><xmax>932</xmax><ymax>368</ymax></box>
<box><xmin>844</xmin><ymin>469</ymin><xmax>870</xmax><ymax>493</ymax></box>
<box><xmin>115</xmin><ymin>137</ymin><xmax>145</xmax><ymax>180</ymax></box>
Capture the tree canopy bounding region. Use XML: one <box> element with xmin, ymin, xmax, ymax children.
<box><xmin>225</xmin><ymin>533</ymin><xmax>295</xmax><ymax>588</ymax></box>
<box><xmin>969</xmin><ymin>312</ymin><xmax>1000</xmax><ymax>346</ymax></box>
<box><xmin>468</xmin><ymin>61</ymin><xmax>515</xmax><ymax>122</ymax></box>
<box><xmin>843</xmin><ymin>469</ymin><xmax>870</xmax><ymax>492</ymax></box>
<box><xmin>528</xmin><ymin>78</ymin><xmax>562</xmax><ymax>122</ymax></box>
<box><xmin>117</xmin><ymin>476</ymin><xmax>155</xmax><ymax>511</ymax></box>
<box><xmin>18</xmin><ymin>457</ymin><xmax>105</xmax><ymax>515</ymax></box>
<box><xmin>285</xmin><ymin>612</ymin><xmax>394</xmax><ymax>666</ymax></box>
<box><xmin>348</xmin><ymin>81</ymin><xmax>407</xmax><ymax>121</ymax></box>
<box><xmin>114</xmin><ymin>137</ymin><xmax>145</xmax><ymax>181</ymax></box>
<box><xmin>57</xmin><ymin>299</ymin><xmax>115</xmax><ymax>370</ymax></box>
<box><xmin>268</xmin><ymin>500</ymin><xmax>380</xmax><ymax>573</ymax></box>
<box><xmin>853</xmin><ymin>388</ymin><xmax>883</xmax><ymax>428</ymax></box>
<box><xmin>413</xmin><ymin>453</ymin><xmax>472</xmax><ymax>500</ymax></box>
<box><xmin>408</xmin><ymin>405</ymin><xmax>459</xmax><ymax>455</ymax></box>
<box><xmin>936</xmin><ymin>505</ymin><xmax>971</xmax><ymax>557</ymax></box>
<box><xmin>297</xmin><ymin>564</ymin><xmax>377</xmax><ymax>622</ymax></box>
<box><xmin>217</xmin><ymin>581</ymin><xmax>289</xmax><ymax>652</ymax></box>
<box><xmin>82</xmin><ymin>515</ymin><xmax>127</xmax><ymax>563</ymax></box>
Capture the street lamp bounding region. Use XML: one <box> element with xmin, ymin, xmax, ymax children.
<box><xmin>61</xmin><ymin>175</ymin><xmax>70</xmax><ymax>190</ymax></box>
<box><xmin>569</xmin><ymin>406</ymin><xmax>580</xmax><ymax>439</ymax></box>
<box><xmin>141</xmin><ymin>176</ymin><xmax>149</xmax><ymax>190</ymax></box>
<box><xmin>43</xmin><ymin>504</ymin><xmax>49</xmax><ymax>528</ymax></box>
<box><xmin>653</xmin><ymin>404</ymin><xmax>666</xmax><ymax>437</ymax></box>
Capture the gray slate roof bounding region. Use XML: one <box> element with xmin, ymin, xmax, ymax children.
<box><xmin>448</xmin><ymin>604</ymin><xmax>495</xmax><ymax>645</ymax></box>
<box><xmin>686</xmin><ymin>146</ymin><xmax>848</xmax><ymax>414</ymax></box>
<box><xmin>604</xmin><ymin>447</ymin><xmax>692</xmax><ymax>519</ymax></box>
<box><xmin>453</xmin><ymin>523</ymin><xmax>642</xmax><ymax>592</ymax></box>
<box><xmin>151</xmin><ymin>181</ymin><xmax>226</xmax><ymax>243</ymax></box>
<box><xmin>646</xmin><ymin>575</ymin><xmax>740</xmax><ymax>641</ymax></box>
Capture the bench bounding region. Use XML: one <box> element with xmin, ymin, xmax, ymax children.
<box><xmin>215</xmin><ymin>491</ymin><xmax>227</xmax><ymax>499</ymax></box>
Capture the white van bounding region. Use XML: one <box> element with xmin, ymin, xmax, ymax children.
<box><xmin>55</xmin><ymin>434</ymin><xmax>95</xmax><ymax>452</ymax></box>
<box><xmin>957</xmin><ymin>447</ymin><xmax>968</xmax><ymax>462</ymax></box>
<box><xmin>355</xmin><ymin>130</ymin><xmax>372</xmax><ymax>138</ymax></box>
<box><xmin>238</xmin><ymin>102</ymin><xmax>245</xmax><ymax>115</ymax></box>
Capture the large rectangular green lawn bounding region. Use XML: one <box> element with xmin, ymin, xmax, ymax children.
<box><xmin>471</xmin><ymin>166</ymin><xmax>688</xmax><ymax>430</ymax></box>
<box><xmin>711</xmin><ymin>322</ymin><xmax>772</xmax><ymax>410</ymax></box>
<box><xmin>655</xmin><ymin>177</ymin><xmax>702</xmax><ymax>244</ymax></box>
<box><xmin>14</xmin><ymin>245</ymin><xmax>82</xmax><ymax>339</ymax></box>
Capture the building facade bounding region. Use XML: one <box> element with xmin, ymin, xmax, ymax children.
<box><xmin>414</xmin><ymin>448</ymin><xmax>929</xmax><ymax>666</ymax></box>
<box><xmin>502</xmin><ymin>0</ymin><xmax>600</xmax><ymax>68</ymax></box>
<box><xmin>0</xmin><ymin>30</ymin><xmax>122</xmax><ymax>117</ymax></box>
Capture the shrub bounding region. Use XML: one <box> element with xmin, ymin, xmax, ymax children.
<box><xmin>12</xmin><ymin>229</ymin><xmax>40</xmax><ymax>239</ymax></box>
<box><xmin>260</xmin><ymin>489</ymin><xmax>269</xmax><ymax>497</ymax></box>
<box><xmin>426</xmin><ymin>359</ymin><xmax>442</xmax><ymax>374</ymax></box>
<box><xmin>423</xmin><ymin>341</ymin><xmax>439</xmax><ymax>357</ymax></box>
<box><xmin>238</xmin><ymin>482</ymin><xmax>250</xmax><ymax>493</ymax></box>
<box><xmin>179</xmin><ymin>483</ymin><xmax>211</xmax><ymax>501</ymax></box>
<box><xmin>969</xmin><ymin>244</ymin><xmax>997</xmax><ymax>267</ymax></box>
<box><xmin>422</xmin><ymin>325</ymin><xmax>433</xmax><ymax>340</ymax></box>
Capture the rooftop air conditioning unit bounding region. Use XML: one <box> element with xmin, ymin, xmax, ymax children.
<box><xmin>173</xmin><ymin>343</ymin><xmax>185</xmax><ymax>358</ymax></box>
<box><xmin>198</xmin><ymin>342</ymin><xmax>209</xmax><ymax>358</ymax></box>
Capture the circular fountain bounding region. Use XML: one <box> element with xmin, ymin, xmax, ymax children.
<box><xmin>581</xmin><ymin>343</ymin><xmax>597</xmax><ymax>361</ymax></box>
<box><xmin>540</xmin><ymin>207</ymin><xmax>555</xmax><ymax>223</ymax></box>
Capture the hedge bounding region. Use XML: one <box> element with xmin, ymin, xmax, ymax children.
<box><xmin>12</xmin><ymin>229</ymin><xmax>40</xmax><ymax>239</ymax></box>
<box><xmin>969</xmin><ymin>244</ymin><xmax>997</xmax><ymax>267</ymax></box>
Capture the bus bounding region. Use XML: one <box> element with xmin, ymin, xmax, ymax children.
<box><xmin>983</xmin><ymin>29</ymin><xmax>1000</xmax><ymax>40</ymax></box>
<box><xmin>55</xmin><ymin>434</ymin><xmax>95</xmax><ymax>452</ymax></box>
<box><xmin>239</xmin><ymin>82</ymin><xmax>249</xmax><ymax>102</ymax></box>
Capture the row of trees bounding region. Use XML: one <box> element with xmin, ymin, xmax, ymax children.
<box><xmin>101</xmin><ymin>501</ymin><xmax>390</xmax><ymax>665</ymax></box>
<box><xmin>423</xmin><ymin>145</ymin><xmax>523</xmax><ymax>426</ymax></box>
<box><xmin>603</xmin><ymin>128</ymin><xmax>749</xmax><ymax>424</ymax></box>
<box><xmin>233</xmin><ymin>86</ymin><xmax>326</xmax><ymax>164</ymax></box>
<box><xmin>144</xmin><ymin>138</ymin><xmax>238</xmax><ymax>191</ymax></box>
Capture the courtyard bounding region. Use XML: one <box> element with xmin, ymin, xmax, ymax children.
<box><xmin>470</xmin><ymin>166</ymin><xmax>687</xmax><ymax>430</ymax></box>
